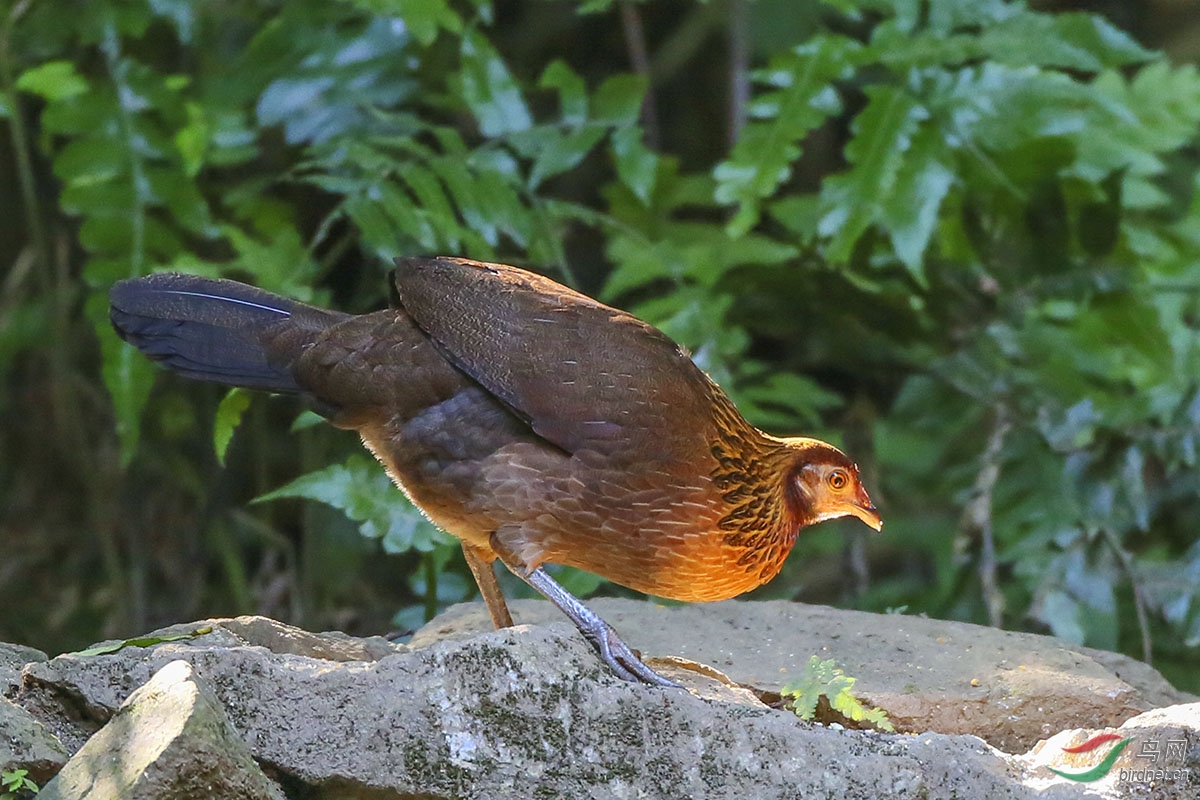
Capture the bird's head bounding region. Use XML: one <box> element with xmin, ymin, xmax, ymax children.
<box><xmin>782</xmin><ymin>439</ymin><xmax>882</xmax><ymax>532</ymax></box>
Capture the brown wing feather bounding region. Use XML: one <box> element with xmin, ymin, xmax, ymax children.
<box><xmin>391</xmin><ymin>256</ymin><xmax>720</xmax><ymax>466</ymax></box>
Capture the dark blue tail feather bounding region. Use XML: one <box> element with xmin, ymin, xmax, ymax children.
<box><xmin>109</xmin><ymin>274</ymin><xmax>329</xmax><ymax>393</ymax></box>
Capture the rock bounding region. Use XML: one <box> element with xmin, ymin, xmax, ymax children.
<box><xmin>12</xmin><ymin>616</ymin><xmax>404</xmax><ymax>754</ymax></box>
<box><xmin>83</xmin><ymin>615</ymin><xmax>405</xmax><ymax>663</ymax></box>
<box><xmin>36</xmin><ymin>660</ymin><xmax>284</xmax><ymax>800</ymax></box>
<box><xmin>1</xmin><ymin>641</ymin><xmax>64</xmax><ymax>785</ymax></box>
<box><xmin>414</xmin><ymin>598</ymin><xmax>1194</xmax><ymax>752</ymax></box>
<box><xmin>217</xmin><ymin>615</ymin><xmax>404</xmax><ymax>661</ymax></box>
<box><xmin>10</xmin><ymin>621</ymin><xmax>1032</xmax><ymax>799</ymax></box>
<box><xmin>8</xmin><ymin>612</ymin><xmax>1197</xmax><ymax>799</ymax></box>
<box><xmin>1</xmin><ymin>641</ymin><xmax>47</xmax><ymax>696</ymax></box>
<box><xmin>1078</xmin><ymin>646</ymin><xmax>1191</xmax><ymax>711</ymax></box>
<box><xmin>0</xmin><ymin>696</ymin><xmax>68</xmax><ymax>786</ymax></box>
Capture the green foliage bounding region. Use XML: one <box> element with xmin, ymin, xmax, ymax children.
<box><xmin>715</xmin><ymin>34</ymin><xmax>862</xmax><ymax>236</ymax></box>
<box><xmin>701</xmin><ymin>0</ymin><xmax>1200</xmax><ymax>683</ymax></box>
<box><xmin>1</xmin><ymin>0</ymin><xmax>1198</xmax><ymax>686</ymax></box>
<box><xmin>255</xmin><ymin>454</ymin><xmax>469</xmax><ymax>619</ymax></box>
<box><xmin>0</xmin><ymin>769</ymin><xmax>39</xmax><ymax>800</ymax></box>
<box><xmin>257</xmin><ymin>454</ymin><xmax>450</xmax><ymax>555</ymax></box>
<box><xmin>782</xmin><ymin>656</ymin><xmax>895</xmax><ymax>732</ymax></box>
<box><xmin>213</xmin><ymin>389</ymin><xmax>253</xmax><ymax>467</ymax></box>
<box><xmin>71</xmin><ymin>626</ymin><xmax>214</xmax><ymax>657</ymax></box>
<box><xmin>13</xmin><ymin>61</ymin><xmax>88</xmax><ymax>101</ymax></box>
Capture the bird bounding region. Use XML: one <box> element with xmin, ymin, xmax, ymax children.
<box><xmin>109</xmin><ymin>256</ymin><xmax>881</xmax><ymax>687</ymax></box>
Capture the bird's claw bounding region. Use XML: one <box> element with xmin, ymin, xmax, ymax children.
<box><xmin>582</xmin><ymin>620</ymin><xmax>682</xmax><ymax>688</ymax></box>
<box><xmin>519</xmin><ymin>564</ymin><xmax>682</xmax><ymax>688</ymax></box>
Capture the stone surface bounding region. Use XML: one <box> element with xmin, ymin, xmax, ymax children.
<box><xmin>0</xmin><ymin>696</ymin><xmax>68</xmax><ymax>785</ymax></box>
<box><xmin>11</xmin><ymin>616</ymin><xmax>403</xmax><ymax>755</ymax></box>
<box><xmin>413</xmin><ymin>598</ymin><xmax>1195</xmax><ymax>752</ymax></box>
<box><xmin>1</xmin><ymin>641</ymin><xmax>63</xmax><ymax>785</ymax></box>
<box><xmin>10</xmin><ymin>622</ymin><xmax>1036</xmax><ymax>799</ymax></box>
<box><xmin>1</xmin><ymin>641</ymin><xmax>47</xmax><ymax>696</ymax></box>
<box><xmin>85</xmin><ymin>615</ymin><xmax>406</xmax><ymax>663</ymax></box>
<box><xmin>1078</xmin><ymin>646</ymin><xmax>1192</xmax><ymax>711</ymax></box>
<box><xmin>36</xmin><ymin>660</ymin><xmax>284</xmax><ymax>800</ymax></box>
<box><xmin>8</xmin><ymin>611</ymin><xmax>1197</xmax><ymax>799</ymax></box>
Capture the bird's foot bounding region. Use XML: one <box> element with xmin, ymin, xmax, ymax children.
<box><xmin>520</xmin><ymin>565</ymin><xmax>681</xmax><ymax>688</ymax></box>
<box><xmin>577</xmin><ymin>617</ymin><xmax>681</xmax><ymax>688</ymax></box>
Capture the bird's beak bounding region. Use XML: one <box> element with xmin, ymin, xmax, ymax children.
<box><xmin>849</xmin><ymin>502</ymin><xmax>883</xmax><ymax>532</ymax></box>
<box><xmin>847</xmin><ymin>483</ymin><xmax>882</xmax><ymax>531</ymax></box>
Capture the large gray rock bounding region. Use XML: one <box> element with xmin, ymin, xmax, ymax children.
<box><xmin>12</xmin><ymin>616</ymin><xmax>405</xmax><ymax>754</ymax></box>
<box><xmin>8</xmin><ymin>609</ymin><xmax>1198</xmax><ymax>799</ymax></box>
<box><xmin>82</xmin><ymin>616</ymin><xmax>405</xmax><ymax>663</ymax></box>
<box><xmin>11</xmin><ymin>622</ymin><xmax>1024</xmax><ymax>799</ymax></box>
<box><xmin>0</xmin><ymin>696</ymin><xmax>68</xmax><ymax>786</ymax></box>
<box><xmin>1</xmin><ymin>641</ymin><xmax>47</xmax><ymax>696</ymax></box>
<box><xmin>36</xmin><ymin>659</ymin><xmax>284</xmax><ymax>800</ymax></box>
<box><xmin>1</xmin><ymin>641</ymin><xmax>64</xmax><ymax>785</ymax></box>
<box><xmin>414</xmin><ymin>598</ymin><xmax>1194</xmax><ymax>752</ymax></box>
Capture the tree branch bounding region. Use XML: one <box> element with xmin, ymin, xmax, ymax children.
<box><xmin>1102</xmin><ymin>526</ymin><xmax>1153</xmax><ymax>663</ymax></box>
<box><xmin>959</xmin><ymin>407</ymin><xmax>1010</xmax><ymax>628</ymax></box>
<box><xmin>618</xmin><ymin>0</ymin><xmax>660</xmax><ymax>149</ymax></box>
<box><xmin>727</xmin><ymin>0</ymin><xmax>750</xmax><ymax>146</ymax></box>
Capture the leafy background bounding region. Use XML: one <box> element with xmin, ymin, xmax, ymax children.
<box><xmin>2</xmin><ymin>0</ymin><xmax>1199</xmax><ymax>692</ymax></box>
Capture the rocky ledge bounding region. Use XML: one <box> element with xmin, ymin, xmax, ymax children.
<box><xmin>2</xmin><ymin>599</ymin><xmax>1197</xmax><ymax>799</ymax></box>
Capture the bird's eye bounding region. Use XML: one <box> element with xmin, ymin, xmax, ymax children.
<box><xmin>828</xmin><ymin>469</ymin><xmax>849</xmax><ymax>490</ymax></box>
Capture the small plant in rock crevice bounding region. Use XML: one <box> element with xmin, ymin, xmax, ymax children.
<box><xmin>0</xmin><ymin>769</ymin><xmax>40</xmax><ymax>800</ymax></box>
<box><xmin>782</xmin><ymin>656</ymin><xmax>895</xmax><ymax>733</ymax></box>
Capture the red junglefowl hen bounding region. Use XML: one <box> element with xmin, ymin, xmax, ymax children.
<box><xmin>109</xmin><ymin>257</ymin><xmax>881</xmax><ymax>687</ymax></box>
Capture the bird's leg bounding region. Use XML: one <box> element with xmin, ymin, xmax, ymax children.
<box><xmin>461</xmin><ymin>543</ymin><xmax>514</xmax><ymax>629</ymax></box>
<box><xmin>515</xmin><ymin>564</ymin><xmax>681</xmax><ymax>689</ymax></box>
